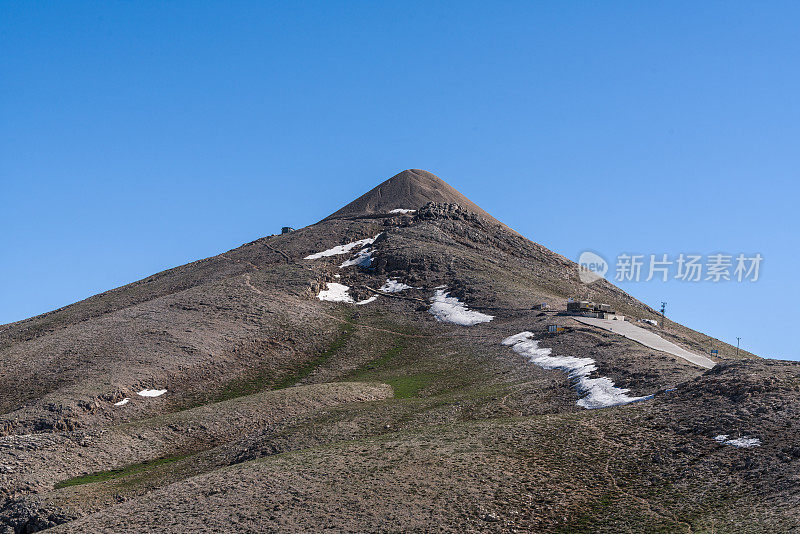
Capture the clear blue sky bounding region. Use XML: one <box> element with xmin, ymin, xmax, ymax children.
<box><xmin>2</xmin><ymin>2</ymin><xmax>798</xmax><ymax>360</ymax></box>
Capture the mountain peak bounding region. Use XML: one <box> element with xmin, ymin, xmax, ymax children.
<box><xmin>323</xmin><ymin>169</ymin><xmax>502</xmax><ymax>226</ymax></box>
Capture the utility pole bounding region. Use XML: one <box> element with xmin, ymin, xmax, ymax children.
<box><xmin>736</xmin><ymin>337</ymin><xmax>741</xmax><ymax>358</ymax></box>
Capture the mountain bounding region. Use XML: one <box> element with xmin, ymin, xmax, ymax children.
<box><xmin>1</xmin><ymin>169</ymin><xmax>797</xmax><ymax>533</ymax></box>
<box><xmin>324</xmin><ymin>168</ymin><xmax>505</xmax><ymax>224</ymax></box>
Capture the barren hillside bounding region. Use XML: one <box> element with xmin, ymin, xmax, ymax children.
<box><xmin>1</xmin><ymin>169</ymin><xmax>795</xmax><ymax>533</ymax></box>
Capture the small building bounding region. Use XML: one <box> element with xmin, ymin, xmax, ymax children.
<box><xmin>567</xmin><ymin>300</ymin><xmax>624</xmax><ymax>321</ymax></box>
<box><xmin>567</xmin><ymin>300</ymin><xmax>594</xmax><ymax>313</ymax></box>
<box><xmin>532</xmin><ymin>302</ymin><xmax>550</xmax><ymax>310</ymax></box>
<box><xmin>567</xmin><ymin>300</ymin><xmax>616</xmax><ymax>314</ymax></box>
<box><xmin>281</xmin><ymin>227</ymin><xmax>295</xmax><ymax>234</ymax></box>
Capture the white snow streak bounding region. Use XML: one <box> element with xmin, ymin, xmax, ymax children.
<box><xmin>137</xmin><ymin>389</ymin><xmax>167</xmax><ymax>398</ymax></box>
<box><xmin>317</xmin><ymin>282</ymin><xmax>354</xmax><ymax>303</ymax></box>
<box><xmin>714</xmin><ymin>434</ymin><xmax>761</xmax><ymax>448</ymax></box>
<box><xmin>340</xmin><ymin>249</ymin><xmax>374</xmax><ymax>268</ymax></box>
<box><xmin>380</xmin><ymin>279</ymin><xmax>412</xmax><ymax>293</ymax></box>
<box><xmin>428</xmin><ymin>289</ymin><xmax>493</xmax><ymax>326</ymax></box>
<box><xmin>501</xmin><ymin>332</ymin><xmax>650</xmax><ymax>409</ymax></box>
<box><xmin>114</xmin><ymin>398</ymin><xmax>130</xmax><ymax>406</ymax></box>
<box><xmin>356</xmin><ymin>295</ymin><xmax>379</xmax><ymax>305</ymax></box>
<box><xmin>304</xmin><ymin>235</ymin><xmax>381</xmax><ymax>259</ymax></box>
<box><xmin>388</xmin><ymin>208</ymin><xmax>416</xmax><ymax>214</ymax></box>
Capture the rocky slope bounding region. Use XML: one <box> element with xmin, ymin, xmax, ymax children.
<box><xmin>1</xmin><ymin>169</ymin><xmax>793</xmax><ymax>533</ymax></box>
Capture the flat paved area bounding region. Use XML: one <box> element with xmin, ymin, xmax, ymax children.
<box><xmin>572</xmin><ymin>317</ymin><xmax>716</xmax><ymax>369</ymax></box>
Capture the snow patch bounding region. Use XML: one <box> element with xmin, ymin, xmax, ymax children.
<box><xmin>137</xmin><ymin>389</ymin><xmax>167</xmax><ymax>398</ymax></box>
<box><xmin>502</xmin><ymin>332</ymin><xmax>650</xmax><ymax>409</ymax></box>
<box><xmin>317</xmin><ymin>282</ymin><xmax>354</xmax><ymax>303</ymax></box>
<box><xmin>304</xmin><ymin>234</ymin><xmax>381</xmax><ymax>259</ymax></box>
<box><xmin>389</xmin><ymin>208</ymin><xmax>416</xmax><ymax>214</ymax></box>
<box><xmin>340</xmin><ymin>249</ymin><xmax>373</xmax><ymax>268</ymax></box>
<box><xmin>114</xmin><ymin>398</ymin><xmax>130</xmax><ymax>406</ymax></box>
<box><xmin>356</xmin><ymin>295</ymin><xmax>379</xmax><ymax>305</ymax></box>
<box><xmin>728</xmin><ymin>437</ymin><xmax>761</xmax><ymax>447</ymax></box>
<box><xmin>714</xmin><ymin>434</ymin><xmax>761</xmax><ymax>448</ymax></box>
<box><xmin>380</xmin><ymin>279</ymin><xmax>412</xmax><ymax>293</ymax></box>
<box><xmin>428</xmin><ymin>289</ymin><xmax>493</xmax><ymax>326</ymax></box>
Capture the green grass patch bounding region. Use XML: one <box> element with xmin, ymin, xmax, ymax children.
<box><xmin>348</xmin><ymin>336</ymin><xmax>487</xmax><ymax>400</ymax></box>
<box><xmin>385</xmin><ymin>373</ymin><xmax>438</xmax><ymax>399</ymax></box>
<box><xmin>351</xmin><ymin>342</ymin><xmax>405</xmax><ymax>379</ymax></box>
<box><xmin>213</xmin><ymin>369</ymin><xmax>274</xmax><ymax>403</ymax></box>
<box><xmin>54</xmin><ymin>454</ymin><xmax>192</xmax><ymax>489</ymax></box>
<box><xmin>342</xmin><ymin>335</ymin><xmax>437</xmax><ymax>399</ymax></box>
<box><xmin>274</xmin><ymin>318</ymin><xmax>355</xmax><ymax>389</ymax></box>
